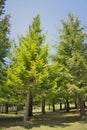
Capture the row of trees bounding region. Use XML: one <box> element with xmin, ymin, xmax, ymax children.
<box><xmin>0</xmin><ymin>0</ymin><xmax>87</xmax><ymax>121</ymax></box>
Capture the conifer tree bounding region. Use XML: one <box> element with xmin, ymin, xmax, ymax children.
<box><xmin>55</xmin><ymin>14</ymin><xmax>87</xmax><ymax>116</ymax></box>
<box><xmin>8</xmin><ymin>15</ymin><xmax>48</xmax><ymax>120</ymax></box>
<box><xmin>0</xmin><ymin>0</ymin><xmax>10</xmax><ymax>108</ymax></box>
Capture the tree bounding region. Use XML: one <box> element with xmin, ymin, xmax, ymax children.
<box><xmin>0</xmin><ymin>0</ymin><xmax>11</xmax><ymax>108</ymax></box>
<box><xmin>55</xmin><ymin>14</ymin><xmax>87</xmax><ymax>116</ymax></box>
<box><xmin>0</xmin><ymin>0</ymin><xmax>10</xmax><ymax>81</ymax></box>
<box><xmin>8</xmin><ymin>15</ymin><xmax>49</xmax><ymax>120</ymax></box>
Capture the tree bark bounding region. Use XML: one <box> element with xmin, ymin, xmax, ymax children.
<box><xmin>15</xmin><ymin>105</ymin><xmax>18</xmax><ymax>114</ymax></box>
<box><xmin>64</xmin><ymin>103</ymin><xmax>66</xmax><ymax>110</ymax></box>
<box><xmin>48</xmin><ymin>104</ymin><xmax>51</xmax><ymax>110</ymax></box>
<box><xmin>60</xmin><ymin>103</ymin><xmax>62</xmax><ymax>110</ymax></box>
<box><xmin>0</xmin><ymin>105</ymin><xmax>1</xmax><ymax>113</ymax></box>
<box><xmin>79</xmin><ymin>94</ymin><xmax>85</xmax><ymax>117</ymax></box>
<box><xmin>52</xmin><ymin>98</ymin><xmax>55</xmax><ymax>111</ymax></box>
<box><xmin>84</xmin><ymin>101</ymin><xmax>86</xmax><ymax>108</ymax></box>
<box><xmin>28</xmin><ymin>91</ymin><xmax>33</xmax><ymax>117</ymax></box>
<box><xmin>76</xmin><ymin>96</ymin><xmax>79</xmax><ymax>113</ymax></box>
<box><xmin>66</xmin><ymin>99</ymin><xmax>70</xmax><ymax>112</ymax></box>
<box><xmin>0</xmin><ymin>105</ymin><xmax>4</xmax><ymax>113</ymax></box>
<box><xmin>42</xmin><ymin>98</ymin><xmax>45</xmax><ymax>114</ymax></box>
<box><xmin>24</xmin><ymin>91</ymin><xmax>33</xmax><ymax>121</ymax></box>
<box><xmin>5</xmin><ymin>104</ymin><xmax>9</xmax><ymax>114</ymax></box>
<box><xmin>75</xmin><ymin>100</ymin><xmax>77</xmax><ymax>109</ymax></box>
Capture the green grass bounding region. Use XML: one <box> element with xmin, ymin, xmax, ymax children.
<box><xmin>0</xmin><ymin>110</ymin><xmax>87</xmax><ymax>130</ymax></box>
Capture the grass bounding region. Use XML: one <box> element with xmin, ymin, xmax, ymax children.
<box><xmin>0</xmin><ymin>109</ymin><xmax>87</xmax><ymax>130</ymax></box>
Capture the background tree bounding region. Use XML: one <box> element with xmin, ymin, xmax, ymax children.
<box><xmin>0</xmin><ymin>0</ymin><xmax>11</xmax><ymax>111</ymax></box>
<box><xmin>55</xmin><ymin>13</ymin><xmax>87</xmax><ymax>116</ymax></box>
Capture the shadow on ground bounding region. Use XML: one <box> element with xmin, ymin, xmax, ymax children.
<box><xmin>0</xmin><ymin>111</ymin><xmax>87</xmax><ymax>129</ymax></box>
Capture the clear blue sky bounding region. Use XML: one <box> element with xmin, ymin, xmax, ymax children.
<box><xmin>6</xmin><ymin>0</ymin><xmax>87</xmax><ymax>44</ymax></box>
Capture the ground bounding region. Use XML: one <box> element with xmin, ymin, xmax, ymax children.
<box><xmin>0</xmin><ymin>109</ymin><xmax>87</xmax><ymax>130</ymax></box>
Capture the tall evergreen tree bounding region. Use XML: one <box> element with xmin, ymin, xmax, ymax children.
<box><xmin>0</xmin><ymin>0</ymin><xmax>10</xmax><ymax>104</ymax></box>
<box><xmin>8</xmin><ymin>15</ymin><xmax>48</xmax><ymax>120</ymax></box>
<box><xmin>55</xmin><ymin>14</ymin><xmax>87</xmax><ymax>116</ymax></box>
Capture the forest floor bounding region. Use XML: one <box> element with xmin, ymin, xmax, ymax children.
<box><xmin>0</xmin><ymin>109</ymin><xmax>87</xmax><ymax>130</ymax></box>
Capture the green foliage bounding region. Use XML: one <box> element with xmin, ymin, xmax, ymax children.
<box><xmin>0</xmin><ymin>0</ymin><xmax>11</xmax><ymax>104</ymax></box>
<box><xmin>7</xmin><ymin>15</ymin><xmax>49</xmax><ymax>106</ymax></box>
<box><xmin>52</xmin><ymin>14</ymin><xmax>87</xmax><ymax>107</ymax></box>
<box><xmin>0</xmin><ymin>0</ymin><xmax>6</xmax><ymax>15</ymax></box>
<box><xmin>0</xmin><ymin>15</ymin><xmax>10</xmax><ymax>62</ymax></box>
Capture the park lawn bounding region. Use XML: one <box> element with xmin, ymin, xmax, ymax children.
<box><xmin>0</xmin><ymin>110</ymin><xmax>87</xmax><ymax>130</ymax></box>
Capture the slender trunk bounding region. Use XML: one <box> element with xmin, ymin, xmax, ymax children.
<box><xmin>79</xmin><ymin>95</ymin><xmax>85</xmax><ymax>117</ymax></box>
<box><xmin>24</xmin><ymin>93</ymin><xmax>30</xmax><ymax>121</ymax></box>
<box><xmin>28</xmin><ymin>91</ymin><xmax>33</xmax><ymax>117</ymax></box>
<box><xmin>24</xmin><ymin>91</ymin><xmax>33</xmax><ymax>121</ymax></box>
<box><xmin>1</xmin><ymin>105</ymin><xmax>4</xmax><ymax>113</ymax></box>
<box><xmin>42</xmin><ymin>98</ymin><xmax>45</xmax><ymax>114</ymax></box>
<box><xmin>66</xmin><ymin>99</ymin><xmax>70</xmax><ymax>112</ymax></box>
<box><xmin>75</xmin><ymin>100</ymin><xmax>77</xmax><ymax>109</ymax></box>
<box><xmin>0</xmin><ymin>105</ymin><xmax>3</xmax><ymax>113</ymax></box>
<box><xmin>64</xmin><ymin>103</ymin><xmax>66</xmax><ymax>110</ymax></box>
<box><xmin>48</xmin><ymin>104</ymin><xmax>51</xmax><ymax>110</ymax></box>
<box><xmin>15</xmin><ymin>105</ymin><xmax>18</xmax><ymax>114</ymax></box>
<box><xmin>52</xmin><ymin>98</ymin><xmax>55</xmax><ymax>111</ymax></box>
<box><xmin>84</xmin><ymin>101</ymin><xmax>86</xmax><ymax>108</ymax></box>
<box><xmin>0</xmin><ymin>105</ymin><xmax>1</xmax><ymax>113</ymax></box>
<box><xmin>5</xmin><ymin>104</ymin><xmax>9</xmax><ymax>114</ymax></box>
<box><xmin>60</xmin><ymin>103</ymin><xmax>62</xmax><ymax>110</ymax></box>
<box><xmin>76</xmin><ymin>96</ymin><xmax>79</xmax><ymax>113</ymax></box>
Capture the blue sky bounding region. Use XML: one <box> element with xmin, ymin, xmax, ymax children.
<box><xmin>6</xmin><ymin>0</ymin><xmax>87</xmax><ymax>44</ymax></box>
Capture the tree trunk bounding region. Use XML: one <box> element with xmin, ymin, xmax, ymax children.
<box><xmin>24</xmin><ymin>91</ymin><xmax>33</xmax><ymax>121</ymax></box>
<box><xmin>0</xmin><ymin>105</ymin><xmax>4</xmax><ymax>113</ymax></box>
<box><xmin>75</xmin><ymin>100</ymin><xmax>77</xmax><ymax>109</ymax></box>
<box><xmin>60</xmin><ymin>103</ymin><xmax>62</xmax><ymax>110</ymax></box>
<box><xmin>66</xmin><ymin>99</ymin><xmax>70</xmax><ymax>112</ymax></box>
<box><xmin>15</xmin><ymin>105</ymin><xmax>18</xmax><ymax>114</ymax></box>
<box><xmin>76</xmin><ymin>96</ymin><xmax>79</xmax><ymax>113</ymax></box>
<box><xmin>42</xmin><ymin>98</ymin><xmax>45</xmax><ymax>114</ymax></box>
<box><xmin>48</xmin><ymin>104</ymin><xmax>51</xmax><ymax>110</ymax></box>
<box><xmin>64</xmin><ymin>103</ymin><xmax>66</xmax><ymax>110</ymax></box>
<box><xmin>79</xmin><ymin>95</ymin><xmax>85</xmax><ymax>117</ymax></box>
<box><xmin>0</xmin><ymin>105</ymin><xmax>3</xmax><ymax>113</ymax></box>
<box><xmin>0</xmin><ymin>105</ymin><xmax>1</xmax><ymax>113</ymax></box>
<box><xmin>5</xmin><ymin>104</ymin><xmax>9</xmax><ymax>114</ymax></box>
<box><xmin>84</xmin><ymin>101</ymin><xmax>86</xmax><ymax>108</ymax></box>
<box><xmin>52</xmin><ymin>98</ymin><xmax>55</xmax><ymax>111</ymax></box>
<box><xmin>28</xmin><ymin>91</ymin><xmax>33</xmax><ymax>117</ymax></box>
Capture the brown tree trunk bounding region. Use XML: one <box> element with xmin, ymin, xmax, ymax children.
<box><xmin>0</xmin><ymin>105</ymin><xmax>1</xmax><ymax>113</ymax></box>
<box><xmin>64</xmin><ymin>103</ymin><xmax>66</xmax><ymax>110</ymax></box>
<box><xmin>75</xmin><ymin>100</ymin><xmax>77</xmax><ymax>109</ymax></box>
<box><xmin>84</xmin><ymin>101</ymin><xmax>86</xmax><ymax>107</ymax></box>
<box><xmin>0</xmin><ymin>105</ymin><xmax>4</xmax><ymax>113</ymax></box>
<box><xmin>15</xmin><ymin>105</ymin><xmax>18</xmax><ymax>114</ymax></box>
<box><xmin>0</xmin><ymin>105</ymin><xmax>3</xmax><ymax>113</ymax></box>
<box><xmin>60</xmin><ymin>103</ymin><xmax>62</xmax><ymax>110</ymax></box>
<box><xmin>52</xmin><ymin>98</ymin><xmax>55</xmax><ymax>111</ymax></box>
<box><xmin>42</xmin><ymin>98</ymin><xmax>45</xmax><ymax>114</ymax></box>
<box><xmin>48</xmin><ymin>104</ymin><xmax>51</xmax><ymax>110</ymax></box>
<box><xmin>79</xmin><ymin>94</ymin><xmax>85</xmax><ymax>117</ymax></box>
<box><xmin>66</xmin><ymin>99</ymin><xmax>70</xmax><ymax>112</ymax></box>
<box><xmin>24</xmin><ymin>91</ymin><xmax>33</xmax><ymax>121</ymax></box>
<box><xmin>76</xmin><ymin>96</ymin><xmax>79</xmax><ymax>113</ymax></box>
<box><xmin>28</xmin><ymin>91</ymin><xmax>33</xmax><ymax>117</ymax></box>
<box><xmin>5</xmin><ymin>104</ymin><xmax>9</xmax><ymax>114</ymax></box>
